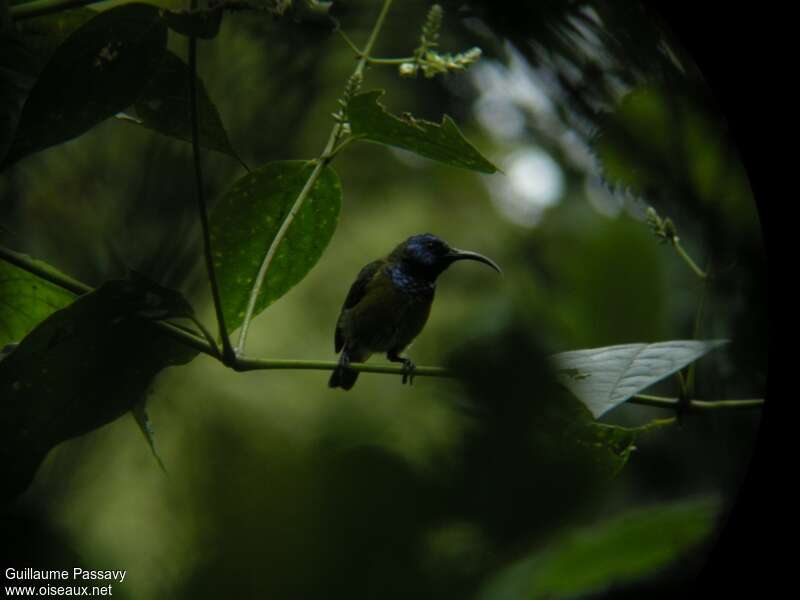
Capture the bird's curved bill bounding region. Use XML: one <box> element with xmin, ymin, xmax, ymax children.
<box><xmin>448</xmin><ymin>249</ymin><xmax>502</xmax><ymax>273</ymax></box>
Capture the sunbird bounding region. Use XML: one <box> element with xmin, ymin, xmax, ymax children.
<box><xmin>329</xmin><ymin>233</ymin><xmax>501</xmax><ymax>390</ymax></box>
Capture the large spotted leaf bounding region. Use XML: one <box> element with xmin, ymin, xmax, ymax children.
<box><xmin>210</xmin><ymin>160</ymin><xmax>341</xmax><ymax>332</ymax></box>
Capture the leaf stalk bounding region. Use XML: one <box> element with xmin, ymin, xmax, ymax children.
<box><xmin>187</xmin><ymin>0</ymin><xmax>235</xmax><ymax>364</ymax></box>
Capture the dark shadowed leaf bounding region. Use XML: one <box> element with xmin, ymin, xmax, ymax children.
<box><xmin>449</xmin><ymin>327</ymin><xmax>677</xmax><ymax>547</ymax></box>
<box><xmin>0</xmin><ymin>274</ymin><xmax>199</xmax><ymax>502</ymax></box>
<box><xmin>160</xmin><ymin>5</ymin><xmax>223</xmax><ymax>39</ymax></box>
<box><xmin>2</xmin><ymin>7</ymin><xmax>98</xmax><ymax>163</ymax></box>
<box><xmin>348</xmin><ymin>90</ymin><xmax>498</xmax><ymax>173</ymax></box>
<box><xmin>0</xmin><ymin>32</ymin><xmax>37</xmax><ymax>164</ymax></box>
<box><xmin>0</xmin><ymin>254</ymin><xmax>77</xmax><ymax>346</ymax></box>
<box><xmin>14</xmin><ymin>7</ymin><xmax>97</xmax><ymax>66</ymax></box>
<box><xmin>210</xmin><ymin>160</ymin><xmax>341</xmax><ymax>332</ymax></box>
<box><xmin>480</xmin><ymin>496</ymin><xmax>721</xmax><ymax>600</ymax></box>
<box><xmin>553</xmin><ymin>340</ymin><xmax>728</xmax><ymax>418</ymax></box>
<box><xmin>132</xmin><ymin>399</ymin><xmax>168</xmax><ymax>472</ymax></box>
<box><xmin>1</xmin><ymin>3</ymin><xmax>168</xmax><ymax>168</ymax></box>
<box><xmin>127</xmin><ymin>50</ymin><xmax>242</xmax><ymax>162</ymax></box>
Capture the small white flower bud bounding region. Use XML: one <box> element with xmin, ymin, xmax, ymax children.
<box><xmin>399</xmin><ymin>62</ymin><xmax>418</xmax><ymax>78</ymax></box>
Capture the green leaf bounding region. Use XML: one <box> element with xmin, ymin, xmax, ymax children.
<box><xmin>210</xmin><ymin>160</ymin><xmax>342</xmax><ymax>332</ymax></box>
<box><xmin>159</xmin><ymin>6</ymin><xmax>223</xmax><ymax>39</ymax></box>
<box><xmin>480</xmin><ymin>496</ymin><xmax>721</xmax><ymax>600</ymax></box>
<box><xmin>0</xmin><ymin>274</ymin><xmax>198</xmax><ymax>501</ymax></box>
<box><xmin>553</xmin><ymin>340</ymin><xmax>729</xmax><ymax>418</ymax></box>
<box><xmin>125</xmin><ymin>50</ymin><xmax>243</xmax><ymax>163</ymax></box>
<box><xmin>348</xmin><ymin>90</ymin><xmax>498</xmax><ymax>174</ymax></box>
<box><xmin>0</xmin><ymin>254</ymin><xmax>76</xmax><ymax>347</ymax></box>
<box><xmin>2</xmin><ymin>3</ymin><xmax>168</xmax><ymax>168</ymax></box>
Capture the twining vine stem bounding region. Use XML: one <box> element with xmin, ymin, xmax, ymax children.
<box><xmin>187</xmin><ymin>0</ymin><xmax>234</xmax><ymax>363</ymax></box>
<box><xmin>234</xmin><ymin>0</ymin><xmax>394</xmax><ymax>357</ymax></box>
<box><xmin>672</xmin><ymin>237</ymin><xmax>708</xmax><ymax>279</ymax></box>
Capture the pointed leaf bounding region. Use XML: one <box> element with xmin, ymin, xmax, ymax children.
<box><xmin>127</xmin><ymin>50</ymin><xmax>242</xmax><ymax>162</ymax></box>
<box><xmin>132</xmin><ymin>399</ymin><xmax>168</xmax><ymax>473</ymax></box>
<box><xmin>0</xmin><ymin>254</ymin><xmax>77</xmax><ymax>347</ymax></box>
<box><xmin>0</xmin><ymin>274</ymin><xmax>198</xmax><ymax>501</ymax></box>
<box><xmin>348</xmin><ymin>90</ymin><xmax>498</xmax><ymax>173</ymax></box>
<box><xmin>480</xmin><ymin>496</ymin><xmax>721</xmax><ymax>600</ymax></box>
<box><xmin>553</xmin><ymin>340</ymin><xmax>728</xmax><ymax>418</ymax></box>
<box><xmin>2</xmin><ymin>3</ymin><xmax>168</xmax><ymax>168</ymax></box>
<box><xmin>210</xmin><ymin>160</ymin><xmax>341</xmax><ymax>332</ymax></box>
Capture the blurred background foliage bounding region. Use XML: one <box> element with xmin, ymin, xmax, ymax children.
<box><xmin>1</xmin><ymin>0</ymin><xmax>765</xmax><ymax>598</ymax></box>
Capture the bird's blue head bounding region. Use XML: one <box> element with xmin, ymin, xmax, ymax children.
<box><xmin>391</xmin><ymin>233</ymin><xmax>501</xmax><ymax>279</ymax></box>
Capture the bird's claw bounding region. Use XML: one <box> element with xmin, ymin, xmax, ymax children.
<box><xmin>401</xmin><ymin>359</ymin><xmax>416</xmax><ymax>385</ymax></box>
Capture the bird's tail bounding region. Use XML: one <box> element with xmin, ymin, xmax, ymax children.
<box><xmin>329</xmin><ymin>352</ymin><xmax>359</xmax><ymax>390</ymax></box>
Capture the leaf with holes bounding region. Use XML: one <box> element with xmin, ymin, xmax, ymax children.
<box><xmin>2</xmin><ymin>3</ymin><xmax>168</xmax><ymax>168</ymax></box>
<box><xmin>210</xmin><ymin>160</ymin><xmax>341</xmax><ymax>332</ymax></box>
<box><xmin>553</xmin><ymin>340</ymin><xmax>729</xmax><ymax>418</ymax></box>
<box><xmin>348</xmin><ymin>90</ymin><xmax>498</xmax><ymax>174</ymax></box>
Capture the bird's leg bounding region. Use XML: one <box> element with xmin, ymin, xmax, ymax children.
<box><xmin>387</xmin><ymin>350</ymin><xmax>416</xmax><ymax>385</ymax></box>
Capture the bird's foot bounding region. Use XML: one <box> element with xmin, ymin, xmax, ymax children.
<box><xmin>400</xmin><ymin>358</ymin><xmax>416</xmax><ymax>385</ymax></box>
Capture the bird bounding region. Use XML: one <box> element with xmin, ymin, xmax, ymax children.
<box><xmin>329</xmin><ymin>233</ymin><xmax>501</xmax><ymax>390</ymax></box>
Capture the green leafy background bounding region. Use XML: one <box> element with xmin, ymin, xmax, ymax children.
<box><xmin>1</xmin><ymin>1</ymin><xmax>764</xmax><ymax>599</ymax></box>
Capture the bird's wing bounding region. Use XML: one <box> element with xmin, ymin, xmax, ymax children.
<box><xmin>335</xmin><ymin>259</ymin><xmax>384</xmax><ymax>353</ymax></box>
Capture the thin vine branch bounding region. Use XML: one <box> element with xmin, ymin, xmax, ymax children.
<box><xmin>631</xmin><ymin>394</ymin><xmax>763</xmax><ymax>412</ymax></box>
<box><xmin>1</xmin><ymin>243</ymin><xmax>765</xmax><ymax>413</ymax></box>
<box><xmin>366</xmin><ymin>56</ymin><xmax>415</xmax><ymax>65</ymax></box>
<box><xmin>234</xmin><ymin>0</ymin><xmax>394</xmax><ymax>357</ymax></box>
<box><xmin>645</xmin><ymin>207</ymin><xmax>708</xmax><ymax>280</ymax></box>
<box><xmin>0</xmin><ymin>245</ymin><xmax>90</xmax><ymax>295</ymax></box>
<box><xmin>672</xmin><ymin>238</ymin><xmax>708</xmax><ymax>279</ymax></box>
<box><xmin>187</xmin><ymin>0</ymin><xmax>234</xmax><ymax>363</ymax></box>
